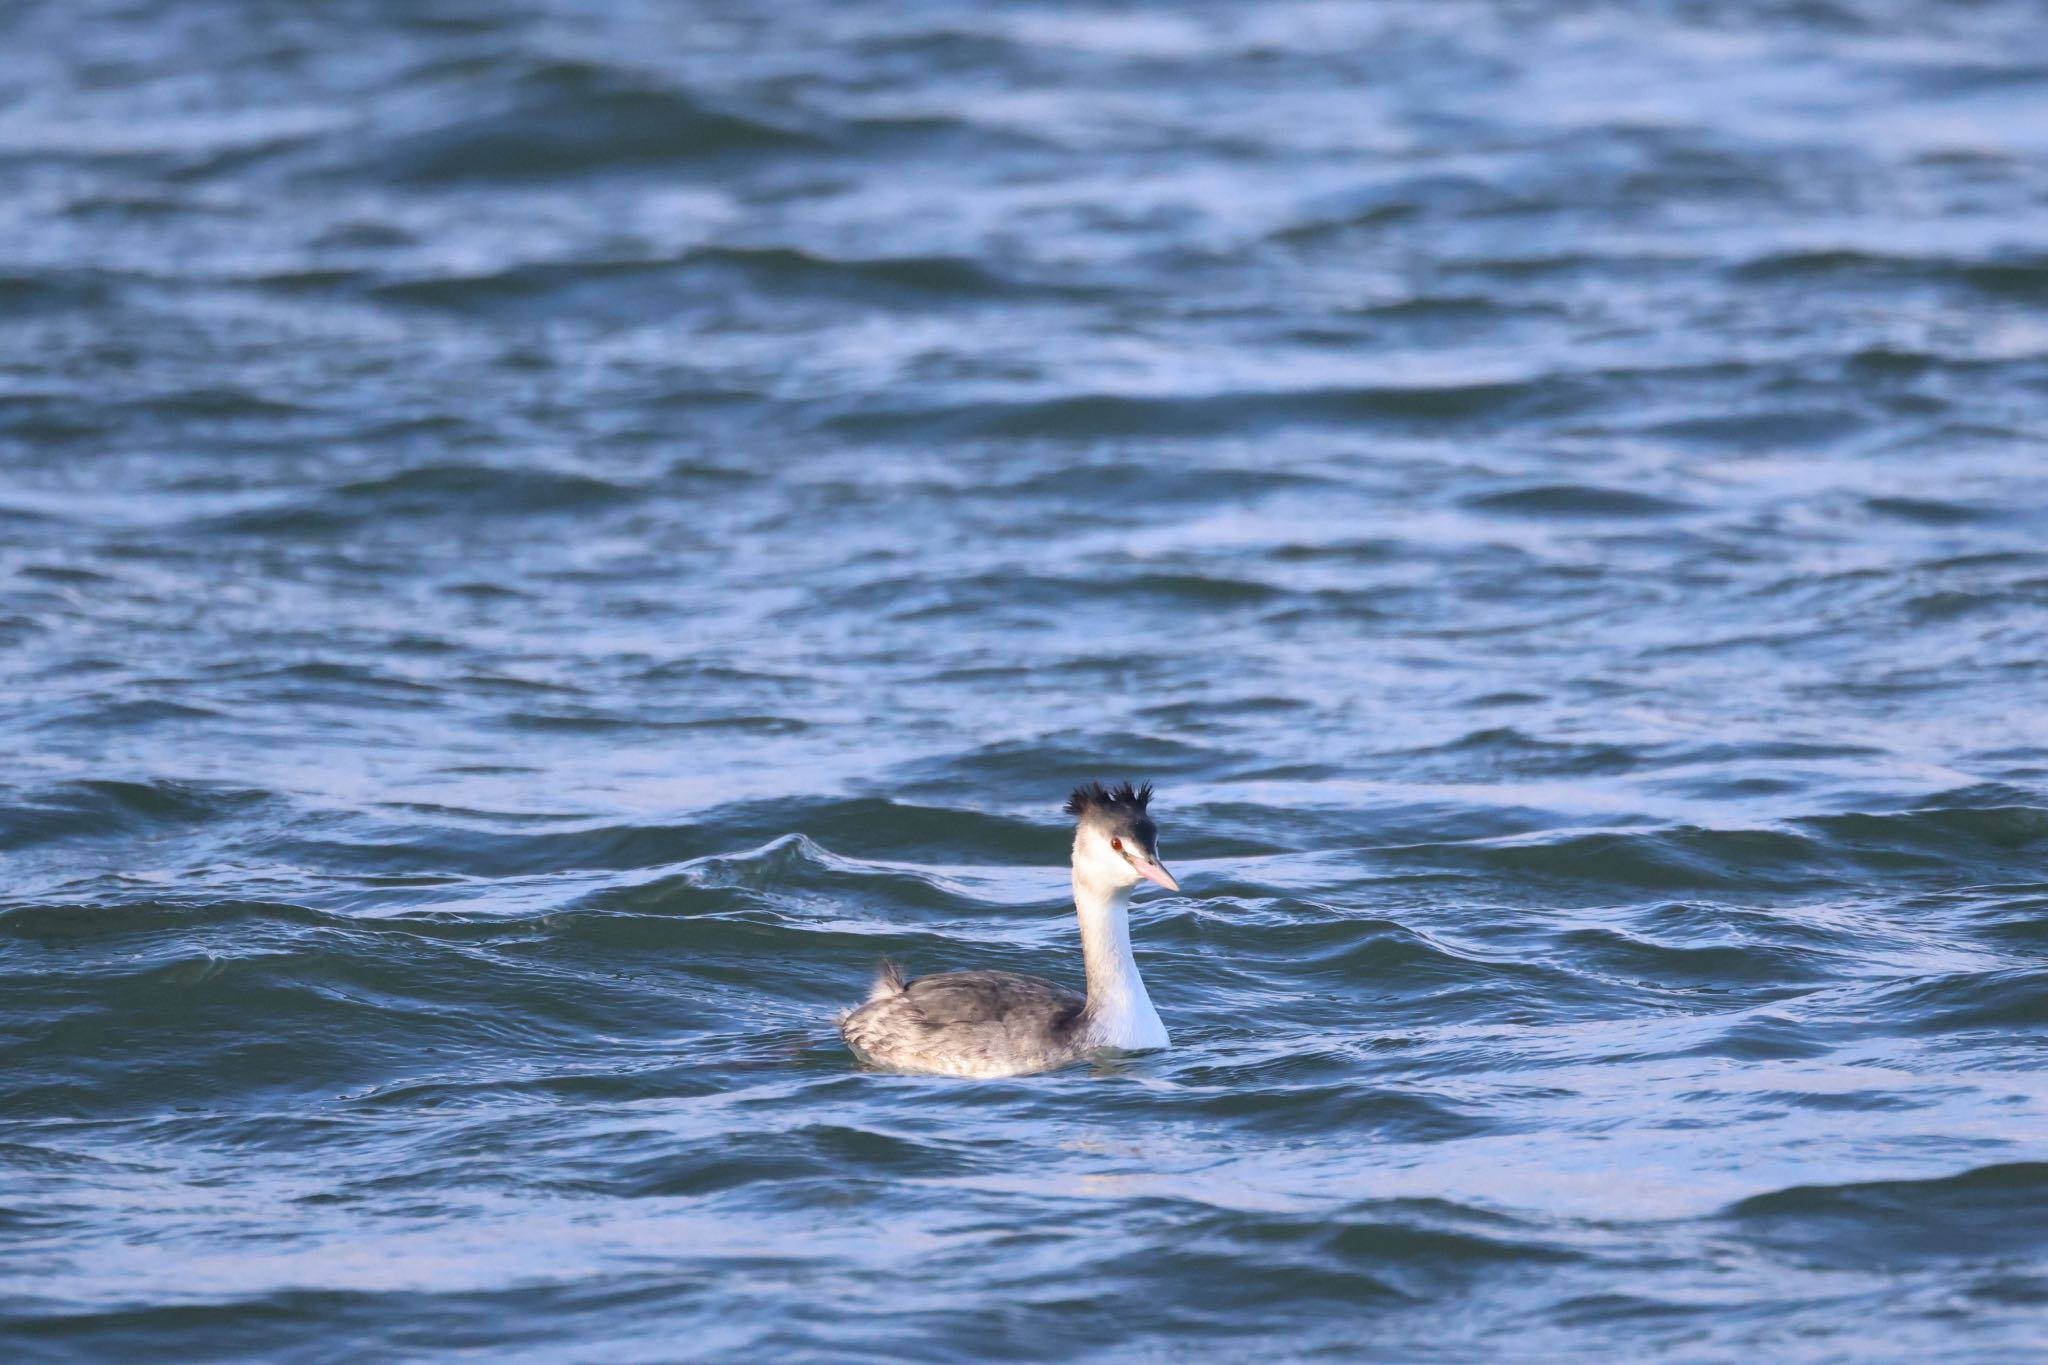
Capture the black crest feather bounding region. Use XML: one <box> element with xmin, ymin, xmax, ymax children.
<box><xmin>1064</xmin><ymin>780</ymin><xmax>1155</xmax><ymax>818</ymax></box>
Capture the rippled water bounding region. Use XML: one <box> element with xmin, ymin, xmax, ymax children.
<box><xmin>5</xmin><ymin>1</ymin><xmax>2048</xmax><ymax>1358</ymax></box>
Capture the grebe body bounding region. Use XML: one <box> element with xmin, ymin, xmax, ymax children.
<box><xmin>840</xmin><ymin>782</ymin><xmax>1180</xmax><ymax>1078</ymax></box>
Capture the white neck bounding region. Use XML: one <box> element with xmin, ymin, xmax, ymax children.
<box><xmin>1072</xmin><ymin>866</ymin><xmax>1170</xmax><ymax>1051</ymax></box>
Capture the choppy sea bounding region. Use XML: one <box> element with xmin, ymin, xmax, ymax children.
<box><xmin>4</xmin><ymin>1</ymin><xmax>2048</xmax><ymax>1358</ymax></box>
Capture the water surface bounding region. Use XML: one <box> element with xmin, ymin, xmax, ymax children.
<box><xmin>4</xmin><ymin>1</ymin><xmax>2048</xmax><ymax>1358</ymax></box>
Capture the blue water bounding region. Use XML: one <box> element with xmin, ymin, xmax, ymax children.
<box><xmin>4</xmin><ymin>1</ymin><xmax>2048</xmax><ymax>1358</ymax></box>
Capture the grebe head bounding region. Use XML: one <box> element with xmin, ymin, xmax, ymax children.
<box><xmin>1064</xmin><ymin>780</ymin><xmax>1179</xmax><ymax>892</ymax></box>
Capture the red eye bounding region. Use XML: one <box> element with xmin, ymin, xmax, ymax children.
<box><xmin>1110</xmin><ymin>837</ymin><xmax>1124</xmax><ymax>852</ymax></box>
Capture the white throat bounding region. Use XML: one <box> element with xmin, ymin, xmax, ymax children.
<box><xmin>1072</xmin><ymin>866</ymin><xmax>1170</xmax><ymax>1051</ymax></box>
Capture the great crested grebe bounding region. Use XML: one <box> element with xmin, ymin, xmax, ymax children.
<box><xmin>839</xmin><ymin>781</ymin><xmax>1181</xmax><ymax>1078</ymax></box>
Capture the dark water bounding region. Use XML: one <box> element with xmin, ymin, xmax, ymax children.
<box><xmin>4</xmin><ymin>1</ymin><xmax>2048</xmax><ymax>1358</ymax></box>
